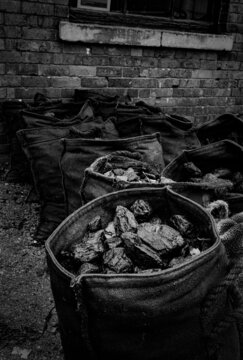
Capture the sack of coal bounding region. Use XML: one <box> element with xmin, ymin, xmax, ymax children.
<box><xmin>16</xmin><ymin>123</ymin><xmax>98</xmax><ymax>245</ymax></box>
<box><xmin>162</xmin><ymin>140</ymin><xmax>243</xmax><ymax>202</ymax></box>
<box><xmin>196</xmin><ymin>113</ymin><xmax>243</xmax><ymax>146</ymax></box>
<box><xmin>81</xmin><ymin>150</ymin><xmax>170</xmax><ymax>204</ymax></box>
<box><xmin>45</xmin><ymin>187</ymin><xmax>241</xmax><ymax>360</ymax></box>
<box><xmin>140</xmin><ymin>113</ymin><xmax>201</xmax><ymax>165</ymax></box>
<box><xmin>60</xmin><ymin>133</ymin><xmax>164</xmax><ymax>215</ymax></box>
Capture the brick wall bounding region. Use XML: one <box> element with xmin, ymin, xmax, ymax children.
<box><xmin>0</xmin><ymin>0</ymin><xmax>243</xmax><ymax>124</ymax></box>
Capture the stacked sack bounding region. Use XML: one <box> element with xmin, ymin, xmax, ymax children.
<box><xmin>3</xmin><ymin>90</ymin><xmax>203</xmax><ymax>246</ymax></box>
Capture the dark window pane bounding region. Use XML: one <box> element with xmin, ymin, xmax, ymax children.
<box><xmin>126</xmin><ymin>0</ymin><xmax>172</xmax><ymax>16</ymax></box>
<box><xmin>110</xmin><ymin>0</ymin><xmax>123</xmax><ymax>12</ymax></box>
<box><xmin>80</xmin><ymin>0</ymin><xmax>109</xmax><ymax>9</ymax></box>
<box><xmin>174</xmin><ymin>0</ymin><xmax>211</xmax><ymax>21</ymax></box>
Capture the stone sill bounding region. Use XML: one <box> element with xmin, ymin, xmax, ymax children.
<box><xmin>59</xmin><ymin>21</ymin><xmax>234</xmax><ymax>51</ymax></box>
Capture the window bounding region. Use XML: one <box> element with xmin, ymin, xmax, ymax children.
<box><xmin>70</xmin><ymin>0</ymin><xmax>229</xmax><ymax>33</ymax></box>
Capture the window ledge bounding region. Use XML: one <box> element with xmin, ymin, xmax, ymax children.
<box><xmin>59</xmin><ymin>21</ymin><xmax>233</xmax><ymax>51</ymax></box>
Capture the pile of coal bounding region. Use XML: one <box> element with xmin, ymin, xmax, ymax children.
<box><xmin>181</xmin><ymin>162</ymin><xmax>243</xmax><ymax>194</ymax></box>
<box><xmin>59</xmin><ymin>200</ymin><xmax>212</xmax><ymax>275</ymax></box>
<box><xmin>99</xmin><ymin>154</ymin><xmax>171</xmax><ymax>184</ymax></box>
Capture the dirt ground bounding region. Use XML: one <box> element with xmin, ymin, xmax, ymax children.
<box><xmin>0</xmin><ymin>161</ymin><xmax>63</xmax><ymax>360</ymax></box>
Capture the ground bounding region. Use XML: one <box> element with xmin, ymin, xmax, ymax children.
<box><xmin>0</xmin><ymin>162</ymin><xmax>63</xmax><ymax>360</ymax></box>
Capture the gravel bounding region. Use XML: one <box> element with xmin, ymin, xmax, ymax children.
<box><xmin>0</xmin><ymin>162</ymin><xmax>63</xmax><ymax>360</ymax></box>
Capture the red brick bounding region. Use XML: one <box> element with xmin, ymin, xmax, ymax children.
<box><xmin>218</xmin><ymin>52</ymin><xmax>237</xmax><ymax>61</ymax></box>
<box><xmin>198</xmin><ymin>79</ymin><xmax>216</xmax><ymax>87</ymax></box>
<box><xmin>232</xmin><ymin>89</ymin><xmax>241</xmax><ymax>97</ymax></box>
<box><xmin>0</xmin><ymin>0</ymin><xmax>21</xmax><ymax>13</ymax></box>
<box><xmin>17</xmin><ymin>40</ymin><xmax>62</xmax><ymax>53</ymax></box>
<box><xmin>140</xmin><ymin>68</ymin><xmax>170</xmax><ymax>78</ymax></box>
<box><xmin>237</xmin><ymin>52</ymin><xmax>243</xmax><ymax>62</ymax></box>
<box><xmin>131</xmin><ymin>78</ymin><xmax>158</xmax><ymax>88</ymax></box>
<box><xmin>158</xmin><ymin>79</ymin><xmax>176</xmax><ymax>88</ymax></box>
<box><xmin>157</xmin><ymin>59</ymin><xmax>180</xmax><ymax>68</ymax></box>
<box><xmin>154</xmin><ymin>98</ymin><xmax>178</xmax><ymax>107</ymax></box>
<box><xmin>63</xmin><ymin>44</ymin><xmax>88</xmax><ymax>54</ymax></box>
<box><xmin>131</xmin><ymin>49</ymin><xmax>142</xmax><ymax>57</ymax></box>
<box><xmin>22</xmin><ymin>2</ymin><xmax>54</xmax><ymax>16</ymax></box>
<box><xmin>191</xmin><ymin>70</ymin><xmax>214</xmax><ymax>79</ymax></box>
<box><xmin>6</xmin><ymin>88</ymin><xmax>15</xmax><ymax>99</ymax></box>
<box><xmin>17</xmin><ymin>40</ymin><xmax>41</xmax><ymax>52</ymax></box>
<box><xmin>216</xmin><ymin>79</ymin><xmax>238</xmax><ymax>88</ymax></box>
<box><xmin>122</xmin><ymin>67</ymin><xmax>140</xmax><ymax>77</ymax></box>
<box><xmin>22</xmin><ymin>27</ymin><xmax>57</xmax><ymax>41</ymax></box>
<box><xmin>181</xmin><ymin>60</ymin><xmax>201</xmax><ymax>69</ymax></box>
<box><xmin>38</xmin><ymin>16</ymin><xmax>58</xmax><ymax>28</ymax></box>
<box><xmin>5</xmin><ymin>39</ymin><xmax>19</xmax><ymax>50</ymax></box>
<box><xmin>0</xmin><ymin>64</ymin><xmax>5</xmax><ymax>74</ymax></box>
<box><xmin>138</xmin><ymin>89</ymin><xmax>151</xmax><ymax>98</ymax></box>
<box><xmin>0</xmin><ymin>75</ymin><xmax>21</xmax><ymax>86</ymax></box>
<box><xmin>173</xmin><ymin>88</ymin><xmax>203</xmax><ymax>97</ymax></box>
<box><xmin>82</xmin><ymin>56</ymin><xmax>109</xmax><ymax>66</ymax></box>
<box><xmin>170</xmin><ymin>69</ymin><xmax>192</xmax><ymax>78</ymax></box>
<box><xmin>232</xmin><ymin>71</ymin><xmax>243</xmax><ymax>79</ymax></box>
<box><xmin>151</xmin><ymin>89</ymin><xmax>173</xmax><ymax>97</ymax></box>
<box><xmin>26</xmin><ymin>15</ymin><xmax>38</xmax><ymax>27</ymax></box>
<box><xmin>21</xmin><ymin>76</ymin><xmax>49</xmax><ymax>87</ymax></box>
<box><xmin>0</xmin><ymin>51</ymin><xmax>22</xmax><ymax>63</ymax></box>
<box><xmin>109</xmin><ymin>57</ymin><xmax>141</xmax><ymax>67</ymax></box>
<box><xmin>5</xmin><ymin>63</ymin><xmax>18</xmax><ymax>75</ymax></box>
<box><xmin>142</xmin><ymin>49</ymin><xmax>155</xmax><ymax>57</ymax></box>
<box><xmin>4</xmin><ymin>14</ymin><xmax>27</xmax><ymax>26</ymax></box>
<box><xmin>22</xmin><ymin>52</ymin><xmax>53</xmax><ymax>64</ymax></box>
<box><xmin>0</xmin><ymin>88</ymin><xmax>7</xmax><ymax>99</ymax></box>
<box><xmin>0</xmin><ymin>39</ymin><xmax>4</xmax><ymax>50</ymax></box>
<box><xmin>107</xmin><ymin>47</ymin><xmax>130</xmax><ymax>56</ymax></box>
<box><xmin>19</xmin><ymin>64</ymin><xmax>38</xmax><ymax>76</ymax></box>
<box><xmin>199</xmin><ymin>61</ymin><xmax>217</xmax><ymax>70</ymax></box>
<box><xmin>53</xmin><ymin>53</ymin><xmax>76</xmax><ymax>65</ymax></box>
<box><xmin>154</xmin><ymin>49</ymin><xmax>175</xmax><ymax>58</ymax></box>
<box><xmin>217</xmin><ymin>61</ymin><xmax>240</xmax><ymax>70</ymax></box>
<box><xmin>235</xmin><ymin>33</ymin><xmax>243</xmax><ymax>43</ymax></box>
<box><xmin>97</xmin><ymin>67</ymin><xmax>121</xmax><ymax>77</ymax></box>
<box><xmin>50</xmin><ymin>76</ymin><xmax>81</xmax><ymax>88</ymax></box>
<box><xmin>0</xmin><ymin>26</ymin><xmax>5</xmax><ymax>38</ymax></box>
<box><xmin>140</xmin><ymin>57</ymin><xmax>158</xmax><ymax>67</ymax></box>
<box><xmin>38</xmin><ymin>65</ymin><xmax>69</xmax><ymax>76</ymax></box>
<box><xmin>200</xmin><ymin>89</ymin><xmax>215</xmax><ymax>97</ymax></box>
<box><xmin>54</xmin><ymin>5</ymin><xmax>69</xmax><ymax>18</ymax></box>
<box><xmin>91</xmin><ymin>46</ymin><xmax>108</xmax><ymax>55</ymax></box>
<box><xmin>81</xmin><ymin>77</ymin><xmax>108</xmax><ymax>88</ymax></box>
<box><xmin>70</xmin><ymin>65</ymin><xmax>96</xmax><ymax>77</ymax></box>
<box><xmin>3</xmin><ymin>26</ymin><xmax>21</xmax><ymax>39</ymax></box>
<box><xmin>44</xmin><ymin>88</ymin><xmax>62</xmax><ymax>99</ymax></box>
<box><xmin>235</xmin><ymin>97</ymin><xmax>243</xmax><ymax>105</ymax></box>
<box><xmin>108</xmin><ymin>78</ymin><xmax>132</xmax><ymax>88</ymax></box>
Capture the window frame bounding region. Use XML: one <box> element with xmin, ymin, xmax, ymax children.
<box><xmin>77</xmin><ymin>0</ymin><xmax>111</xmax><ymax>12</ymax></box>
<box><xmin>69</xmin><ymin>0</ymin><xmax>230</xmax><ymax>34</ymax></box>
